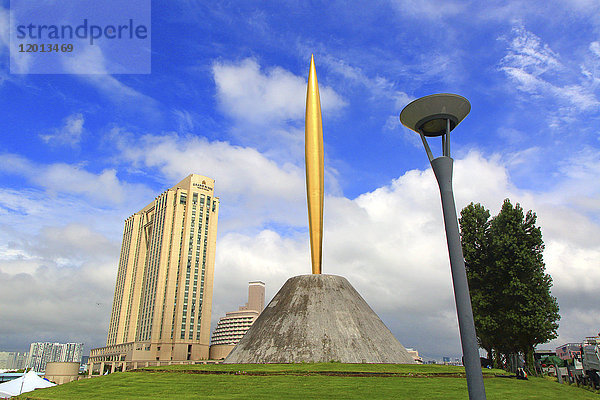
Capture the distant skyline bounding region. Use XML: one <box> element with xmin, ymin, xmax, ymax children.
<box><xmin>1</xmin><ymin>1</ymin><xmax>599</xmax><ymax>359</ymax></box>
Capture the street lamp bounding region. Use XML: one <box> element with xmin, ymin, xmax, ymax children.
<box><xmin>400</xmin><ymin>93</ymin><xmax>486</xmax><ymax>400</ymax></box>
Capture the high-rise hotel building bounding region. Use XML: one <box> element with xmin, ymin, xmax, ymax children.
<box><xmin>89</xmin><ymin>174</ymin><xmax>219</xmax><ymax>372</ymax></box>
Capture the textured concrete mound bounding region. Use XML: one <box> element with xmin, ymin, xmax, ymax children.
<box><xmin>224</xmin><ymin>274</ymin><xmax>414</xmax><ymax>364</ymax></box>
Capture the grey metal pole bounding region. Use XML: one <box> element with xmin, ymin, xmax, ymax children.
<box><xmin>431</xmin><ymin>156</ymin><xmax>487</xmax><ymax>400</ymax></box>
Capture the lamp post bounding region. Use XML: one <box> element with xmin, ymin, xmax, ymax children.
<box><xmin>400</xmin><ymin>93</ymin><xmax>486</xmax><ymax>400</ymax></box>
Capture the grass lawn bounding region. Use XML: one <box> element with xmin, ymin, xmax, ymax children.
<box><xmin>15</xmin><ymin>363</ymin><xmax>599</xmax><ymax>400</ymax></box>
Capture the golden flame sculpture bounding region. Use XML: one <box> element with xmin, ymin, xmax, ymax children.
<box><xmin>305</xmin><ymin>55</ymin><xmax>324</xmax><ymax>274</ymax></box>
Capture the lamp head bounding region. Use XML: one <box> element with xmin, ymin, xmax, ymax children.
<box><xmin>399</xmin><ymin>93</ymin><xmax>471</xmax><ymax>137</ymax></box>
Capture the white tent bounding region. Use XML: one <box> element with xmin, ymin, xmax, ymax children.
<box><xmin>0</xmin><ymin>371</ymin><xmax>56</xmax><ymax>398</ymax></box>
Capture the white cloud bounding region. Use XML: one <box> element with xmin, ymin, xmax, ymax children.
<box><xmin>318</xmin><ymin>54</ymin><xmax>413</xmax><ymax>132</ymax></box>
<box><xmin>58</xmin><ymin>44</ymin><xmax>160</xmax><ymax>116</ymax></box>
<box><xmin>389</xmin><ymin>0</ymin><xmax>467</xmax><ymax>20</ymax></box>
<box><xmin>0</xmin><ymin>169</ymin><xmax>154</xmax><ymax>351</ymax></box>
<box><xmin>61</xmin><ymin>43</ymin><xmax>109</xmax><ymax>75</ymax></box>
<box><xmin>0</xmin><ymin>224</ymin><xmax>118</xmax><ymax>351</ymax></box>
<box><xmin>0</xmin><ymin>154</ymin><xmax>155</xmax><ymax>207</ymax></box>
<box><xmin>40</xmin><ymin>113</ymin><xmax>85</xmax><ymax>147</ymax></box>
<box><xmin>113</xmin><ymin>132</ymin><xmax>308</xmax><ymax>231</ymax></box>
<box><xmin>210</xmin><ymin>58</ymin><xmax>347</xmax><ymax>167</ymax></box>
<box><xmin>500</xmin><ymin>26</ymin><xmax>600</xmax><ymax>113</ymax></box>
<box><xmin>501</xmin><ymin>26</ymin><xmax>562</xmax><ymax>76</ymax></box>
<box><xmin>212</xmin><ymin>58</ymin><xmax>347</xmax><ymax>125</ymax></box>
<box><xmin>172</xmin><ymin>109</ymin><xmax>195</xmax><ymax>132</ymax></box>
<box><xmin>591</xmin><ymin>42</ymin><xmax>600</xmax><ymax>58</ymax></box>
<box><xmin>85</xmin><ymin>74</ymin><xmax>158</xmax><ymax>114</ymax></box>
<box><xmin>541</xmin><ymin>146</ymin><xmax>600</xmax><ymax>218</ymax></box>
<box><xmin>212</xmin><ymin>230</ymin><xmax>309</xmax><ymax>323</ymax></box>
<box><xmin>320</xmin><ymin>56</ymin><xmax>411</xmax><ymax>105</ymax></box>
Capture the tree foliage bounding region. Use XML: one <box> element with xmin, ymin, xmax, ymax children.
<box><xmin>459</xmin><ymin>199</ymin><xmax>560</xmax><ymax>373</ymax></box>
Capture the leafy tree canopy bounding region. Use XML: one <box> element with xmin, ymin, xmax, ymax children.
<box><xmin>459</xmin><ymin>199</ymin><xmax>560</xmax><ymax>372</ymax></box>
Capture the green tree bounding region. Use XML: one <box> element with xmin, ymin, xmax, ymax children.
<box><xmin>459</xmin><ymin>203</ymin><xmax>497</xmax><ymax>363</ymax></box>
<box><xmin>459</xmin><ymin>199</ymin><xmax>560</xmax><ymax>374</ymax></box>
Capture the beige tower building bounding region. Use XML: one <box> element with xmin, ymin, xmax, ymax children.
<box><xmin>209</xmin><ymin>281</ymin><xmax>265</xmax><ymax>360</ymax></box>
<box><xmin>89</xmin><ymin>174</ymin><xmax>219</xmax><ymax>373</ymax></box>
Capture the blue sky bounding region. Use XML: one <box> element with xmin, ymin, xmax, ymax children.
<box><xmin>1</xmin><ymin>1</ymin><xmax>599</xmax><ymax>360</ymax></box>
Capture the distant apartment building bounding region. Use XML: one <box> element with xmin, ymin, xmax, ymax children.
<box><xmin>26</xmin><ymin>343</ymin><xmax>83</xmax><ymax>372</ymax></box>
<box><xmin>209</xmin><ymin>281</ymin><xmax>265</xmax><ymax>360</ymax></box>
<box><xmin>7</xmin><ymin>352</ymin><xmax>28</xmax><ymax>370</ymax></box>
<box><xmin>89</xmin><ymin>175</ymin><xmax>220</xmax><ymax>374</ymax></box>
<box><xmin>80</xmin><ymin>355</ymin><xmax>89</xmax><ymax>373</ymax></box>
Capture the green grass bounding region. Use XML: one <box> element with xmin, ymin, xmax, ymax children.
<box><xmin>16</xmin><ymin>363</ymin><xmax>599</xmax><ymax>400</ymax></box>
<box><xmin>140</xmin><ymin>362</ymin><xmax>504</xmax><ymax>375</ymax></box>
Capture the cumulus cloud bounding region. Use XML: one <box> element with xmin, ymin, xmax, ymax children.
<box><xmin>0</xmin><ymin>153</ymin><xmax>153</xmax><ymax>206</ymax></box>
<box><xmin>0</xmin><ymin>224</ymin><xmax>118</xmax><ymax>351</ymax></box>
<box><xmin>0</xmin><ymin>188</ymin><xmax>127</xmax><ymax>243</ymax></box>
<box><xmin>212</xmin><ymin>58</ymin><xmax>347</xmax><ymax>125</ymax></box>
<box><xmin>0</xmin><ymin>175</ymin><xmax>151</xmax><ymax>351</ymax></box>
<box><xmin>212</xmin><ymin>230</ymin><xmax>309</xmax><ymax>322</ymax></box>
<box><xmin>112</xmin><ymin>131</ymin><xmax>308</xmax><ymax>231</ymax></box>
<box><xmin>0</xmin><ymin>155</ymin><xmax>153</xmax><ymax>353</ymax></box>
<box><xmin>550</xmin><ymin>146</ymin><xmax>600</xmax><ymax>210</ymax></box>
<box><xmin>40</xmin><ymin>113</ymin><xmax>85</xmax><ymax>147</ymax></box>
<box><xmin>210</xmin><ymin>58</ymin><xmax>347</xmax><ymax>165</ymax></box>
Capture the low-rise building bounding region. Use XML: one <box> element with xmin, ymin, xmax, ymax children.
<box><xmin>26</xmin><ymin>343</ymin><xmax>83</xmax><ymax>372</ymax></box>
<box><xmin>556</xmin><ymin>343</ymin><xmax>582</xmax><ymax>360</ymax></box>
<box><xmin>405</xmin><ymin>348</ymin><xmax>423</xmax><ymax>364</ymax></box>
<box><xmin>209</xmin><ymin>281</ymin><xmax>265</xmax><ymax>360</ymax></box>
<box><xmin>45</xmin><ymin>362</ymin><xmax>80</xmax><ymax>384</ymax></box>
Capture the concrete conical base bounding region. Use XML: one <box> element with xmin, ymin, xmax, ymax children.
<box><xmin>224</xmin><ymin>274</ymin><xmax>414</xmax><ymax>364</ymax></box>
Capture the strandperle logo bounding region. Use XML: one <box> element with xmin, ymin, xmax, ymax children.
<box><xmin>10</xmin><ymin>0</ymin><xmax>151</xmax><ymax>74</ymax></box>
<box><xmin>16</xmin><ymin>19</ymin><xmax>149</xmax><ymax>45</ymax></box>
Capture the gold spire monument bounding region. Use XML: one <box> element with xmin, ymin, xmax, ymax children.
<box><xmin>305</xmin><ymin>55</ymin><xmax>324</xmax><ymax>275</ymax></box>
<box><xmin>223</xmin><ymin>56</ymin><xmax>414</xmax><ymax>364</ymax></box>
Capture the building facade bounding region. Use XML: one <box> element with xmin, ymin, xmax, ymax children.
<box><xmin>44</xmin><ymin>362</ymin><xmax>81</xmax><ymax>384</ymax></box>
<box><xmin>6</xmin><ymin>352</ymin><xmax>28</xmax><ymax>370</ymax></box>
<box><xmin>90</xmin><ymin>175</ymin><xmax>219</xmax><ymax>373</ymax></box>
<box><xmin>405</xmin><ymin>348</ymin><xmax>423</xmax><ymax>364</ymax></box>
<box><xmin>209</xmin><ymin>281</ymin><xmax>265</xmax><ymax>360</ymax></box>
<box><xmin>26</xmin><ymin>343</ymin><xmax>83</xmax><ymax>372</ymax></box>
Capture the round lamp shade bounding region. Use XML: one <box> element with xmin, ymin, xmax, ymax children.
<box><xmin>399</xmin><ymin>93</ymin><xmax>471</xmax><ymax>137</ymax></box>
